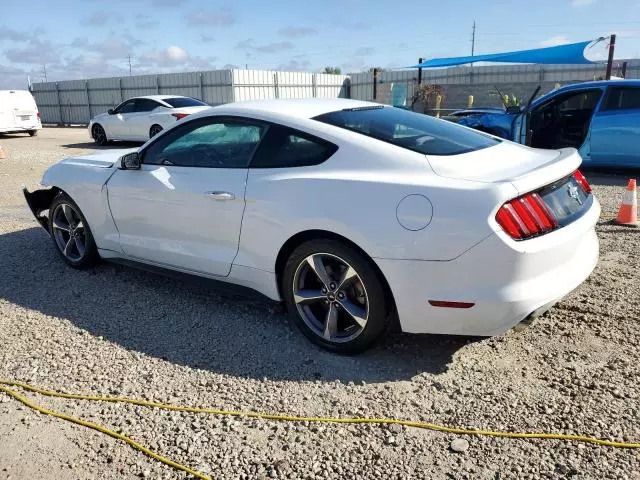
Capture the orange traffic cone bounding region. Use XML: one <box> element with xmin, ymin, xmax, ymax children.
<box><xmin>0</xmin><ymin>145</ymin><xmax>6</xmax><ymax>159</ymax></box>
<box><xmin>615</xmin><ymin>179</ymin><xmax>637</xmax><ymax>226</ymax></box>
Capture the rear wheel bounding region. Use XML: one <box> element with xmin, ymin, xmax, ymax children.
<box><xmin>282</xmin><ymin>239</ymin><xmax>390</xmax><ymax>354</ymax></box>
<box><xmin>28</xmin><ymin>130</ymin><xmax>37</xmax><ymax>137</ymax></box>
<box><xmin>149</xmin><ymin>124</ymin><xmax>163</xmax><ymax>138</ymax></box>
<box><xmin>92</xmin><ymin>124</ymin><xmax>107</xmax><ymax>146</ymax></box>
<box><xmin>48</xmin><ymin>193</ymin><xmax>99</xmax><ymax>269</ymax></box>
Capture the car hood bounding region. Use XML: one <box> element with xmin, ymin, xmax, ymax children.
<box><xmin>92</xmin><ymin>112</ymin><xmax>110</xmax><ymax>122</ymax></box>
<box><xmin>59</xmin><ymin>148</ymin><xmax>137</xmax><ymax>168</ymax></box>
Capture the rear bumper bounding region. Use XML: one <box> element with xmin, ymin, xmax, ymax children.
<box><xmin>0</xmin><ymin>124</ymin><xmax>41</xmax><ymax>133</ymax></box>
<box><xmin>376</xmin><ymin>196</ymin><xmax>600</xmax><ymax>336</ymax></box>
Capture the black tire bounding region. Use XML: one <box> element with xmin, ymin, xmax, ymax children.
<box><xmin>92</xmin><ymin>124</ymin><xmax>108</xmax><ymax>146</ymax></box>
<box><xmin>149</xmin><ymin>124</ymin><xmax>163</xmax><ymax>138</ymax></box>
<box><xmin>282</xmin><ymin>239</ymin><xmax>390</xmax><ymax>354</ymax></box>
<box><xmin>28</xmin><ymin>130</ymin><xmax>37</xmax><ymax>137</ymax></box>
<box><xmin>48</xmin><ymin>193</ymin><xmax>99</xmax><ymax>269</ymax></box>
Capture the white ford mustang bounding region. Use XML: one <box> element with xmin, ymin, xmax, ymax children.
<box><xmin>25</xmin><ymin>98</ymin><xmax>600</xmax><ymax>353</ymax></box>
<box><xmin>88</xmin><ymin>95</ymin><xmax>209</xmax><ymax>145</ymax></box>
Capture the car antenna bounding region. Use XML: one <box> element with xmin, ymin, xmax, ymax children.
<box><xmin>524</xmin><ymin>85</ymin><xmax>542</xmax><ymax>111</ymax></box>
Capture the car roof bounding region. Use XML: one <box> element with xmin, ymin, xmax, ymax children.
<box><xmin>555</xmin><ymin>79</ymin><xmax>640</xmax><ymax>92</ymax></box>
<box><xmin>210</xmin><ymin>98</ymin><xmax>384</xmax><ymax>120</ymax></box>
<box><xmin>132</xmin><ymin>95</ymin><xmax>189</xmax><ymax>101</ymax></box>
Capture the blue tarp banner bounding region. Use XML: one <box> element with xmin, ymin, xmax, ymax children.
<box><xmin>411</xmin><ymin>40</ymin><xmax>599</xmax><ymax>68</ymax></box>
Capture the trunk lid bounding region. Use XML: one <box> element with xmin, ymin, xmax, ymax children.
<box><xmin>427</xmin><ymin>141</ymin><xmax>582</xmax><ymax>195</ymax></box>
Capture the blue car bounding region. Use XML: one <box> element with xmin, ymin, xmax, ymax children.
<box><xmin>455</xmin><ymin>80</ymin><xmax>640</xmax><ymax>168</ymax></box>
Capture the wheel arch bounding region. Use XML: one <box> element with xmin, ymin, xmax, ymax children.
<box><xmin>274</xmin><ymin>229</ymin><xmax>397</xmax><ymax>318</ymax></box>
<box><xmin>23</xmin><ymin>186</ymin><xmax>64</xmax><ymax>233</ymax></box>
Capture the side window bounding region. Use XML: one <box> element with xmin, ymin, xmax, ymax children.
<box><xmin>115</xmin><ymin>100</ymin><xmax>136</xmax><ymax>114</ymax></box>
<box><xmin>603</xmin><ymin>88</ymin><xmax>640</xmax><ymax>111</ymax></box>
<box><xmin>251</xmin><ymin>125</ymin><xmax>337</xmax><ymax>168</ymax></box>
<box><xmin>557</xmin><ymin>90</ymin><xmax>601</xmax><ymax>111</ymax></box>
<box><xmin>135</xmin><ymin>99</ymin><xmax>160</xmax><ymax>112</ymax></box>
<box><xmin>142</xmin><ymin>118</ymin><xmax>265</xmax><ymax>168</ymax></box>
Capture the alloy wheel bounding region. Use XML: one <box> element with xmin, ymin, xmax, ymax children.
<box><xmin>150</xmin><ymin>125</ymin><xmax>162</xmax><ymax>137</ymax></box>
<box><xmin>93</xmin><ymin>125</ymin><xmax>106</xmax><ymax>145</ymax></box>
<box><xmin>292</xmin><ymin>253</ymin><xmax>369</xmax><ymax>343</ymax></box>
<box><xmin>52</xmin><ymin>203</ymin><xmax>86</xmax><ymax>262</ymax></box>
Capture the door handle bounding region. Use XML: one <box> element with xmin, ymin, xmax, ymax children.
<box><xmin>205</xmin><ymin>191</ymin><xmax>235</xmax><ymax>201</ymax></box>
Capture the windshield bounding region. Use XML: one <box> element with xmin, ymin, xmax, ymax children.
<box><xmin>163</xmin><ymin>97</ymin><xmax>208</xmax><ymax>108</ymax></box>
<box><xmin>314</xmin><ymin>106</ymin><xmax>499</xmax><ymax>156</ymax></box>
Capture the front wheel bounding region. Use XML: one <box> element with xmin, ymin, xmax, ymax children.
<box><xmin>92</xmin><ymin>124</ymin><xmax>108</xmax><ymax>146</ymax></box>
<box><xmin>48</xmin><ymin>193</ymin><xmax>99</xmax><ymax>269</ymax></box>
<box><xmin>28</xmin><ymin>130</ymin><xmax>37</xmax><ymax>137</ymax></box>
<box><xmin>282</xmin><ymin>239</ymin><xmax>391</xmax><ymax>354</ymax></box>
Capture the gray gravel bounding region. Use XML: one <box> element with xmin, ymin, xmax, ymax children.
<box><xmin>0</xmin><ymin>128</ymin><xmax>639</xmax><ymax>479</ymax></box>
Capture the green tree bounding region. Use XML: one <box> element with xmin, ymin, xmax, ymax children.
<box><xmin>323</xmin><ymin>66</ymin><xmax>342</xmax><ymax>74</ymax></box>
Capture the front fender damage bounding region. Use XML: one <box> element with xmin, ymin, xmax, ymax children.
<box><xmin>22</xmin><ymin>186</ymin><xmax>58</xmax><ymax>235</ymax></box>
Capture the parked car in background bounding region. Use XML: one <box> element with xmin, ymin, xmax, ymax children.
<box><xmin>25</xmin><ymin>98</ymin><xmax>599</xmax><ymax>353</ymax></box>
<box><xmin>441</xmin><ymin>107</ymin><xmax>505</xmax><ymax>122</ymax></box>
<box><xmin>89</xmin><ymin>95</ymin><xmax>209</xmax><ymax>145</ymax></box>
<box><xmin>0</xmin><ymin>90</ymin><xmax>42</xmax><ymax>136</ymax></box>
<box><xmin>454</xmin><ymin>80</ymin><xmax>640</xmax><ymax>168</ymax></box>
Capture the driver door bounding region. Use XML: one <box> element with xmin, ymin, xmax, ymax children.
<box><xmin>107</xmin><ymin>99</ymin><xmax>137</xmax><ymax>138</ymax></box>
<box><xmin>106</xmin><ymin>116</ymin><xmax>266</xmax><ymax>276</ymax></box>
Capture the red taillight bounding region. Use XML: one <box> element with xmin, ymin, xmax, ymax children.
<box><xmin>573</xmin><ymin>169</ymin><xmax>592</xmax><ymax>194</ymax></box>
<box><xmin>496</xmin><ymin>192</ymin><xmax>558</xmax><ymax>240</ymax></box>
<box><xmin>37</xmin><ymin>112</ymin><xmax>41</xmax><ymax>120</ymax></box>
<box><xmin>172</xmin><ymin>113</ymin><xmax>189</xmax><ymax>120</ymax></box>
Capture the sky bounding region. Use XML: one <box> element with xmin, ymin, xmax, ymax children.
<box><xmin>1</xmin><ymin>0</ymin><xmax>639</xmax><ymax>89</ymax></box>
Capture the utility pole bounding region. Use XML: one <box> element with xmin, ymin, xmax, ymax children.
<box><xmin>605</xmin><ymin>34</ymin><xmax>616</xmax><ymax>80</ymax></box>
<box><xmin>471</xmin><ymin>21</ymin><xmax>476</xmax><ymax>58</ymax></box>
<box><xmin>128</xmin><ymin>55</ymin><xmax>132</xmax><ymax>76</ymax></box>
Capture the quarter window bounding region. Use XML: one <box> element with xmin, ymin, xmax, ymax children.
<box><xmin>603</xmin><ymin>87</ymin><xmax>640</xmax><ymax>111</ymax></box>
<box><xmin>315</xmin><ymin>106</ymin><xmax>499</xmax><ymax>156</ymax></box>
<box><xmin>142</xmin><ymin>118</ymin><xmax>265</xmax><ymax>168</ymax></box>
<box><xmin>251</xmin><ymin>125</ymin><xmax>338</xmax><ymax>168</ymax></box>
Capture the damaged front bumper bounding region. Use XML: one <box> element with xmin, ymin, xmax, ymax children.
<box><xmin>23</xmin><ymin>187</ymin><xmax>57</xmax><ymax>235</ymax></box>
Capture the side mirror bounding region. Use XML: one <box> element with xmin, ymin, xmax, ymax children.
<box><xmin>120</xmin><ymin>152</ymin><xmax>141</xmax><ymax>170</ymax></box>
<box><xmin>108</xmin><ymin>108</ymin><xmax>115</xmax><ymax>115</ymax></box>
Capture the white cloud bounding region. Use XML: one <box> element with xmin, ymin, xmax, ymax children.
<box><xmin>279</xmin><ymin>26</ymin><xmax>317</xmax><ymax>38</ymax></box>
<box><xmin>277</xmin><ymin>58</ymin><xmax>311</xmax><ymax>71</ymax></box>
<box><xmin>139</xmin><ymin>46</ymin><xmax>190</xmax><ymax>65</ymax></box>
<box><xmin>166</xmin><ymin>46</ymin><xmax>189</xmax><ymax>62</ymax></box>
<box><xmin>571</xmin><ymin>0</ymin><xmax>595</xmax><ymax>6</ymax></box>
<box><xmin>539</xmin><ymin>35</ymin><xmax>570</xmax><ymax>47</ymax></box>
<box><xmin>235</xmin><ymin>39</ymin><xmax>294</xmax><ymax>53</ymax></box>
<box><xmin>185</xmin><ymin>8</ymin><xmax>235</xmax><ymax>26</ymax></box>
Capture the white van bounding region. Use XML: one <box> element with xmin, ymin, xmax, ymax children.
<box><xmin>0</xmin><ymin>90</ymin><xmax>42</xmax><ymax>136</ymax></box>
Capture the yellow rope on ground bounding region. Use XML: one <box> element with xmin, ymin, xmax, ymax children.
<box><xmin>0</xmin><ymin>383</ymin><xmax>211</xmax><ymax>480</ymax></box>
<box><xmin>1</xmin><ymin>379</ymin><xmax>638</xmax><ymax>480</ymax></box>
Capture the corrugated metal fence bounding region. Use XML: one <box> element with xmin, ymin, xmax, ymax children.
<box><xmin>31</xmin><ymin>61</ymin><xmax>639</xmax><ymax>124</ymax></box>
<box><xmin>32</xmin><ymin>69</ymin><xmax>349</xmax><ymax>124</ymax></box>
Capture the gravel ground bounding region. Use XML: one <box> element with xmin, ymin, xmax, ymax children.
<box><xmin>0</xmin><ymin>128</ymin><xmax>639</xmax><ymax>480</ymax></box>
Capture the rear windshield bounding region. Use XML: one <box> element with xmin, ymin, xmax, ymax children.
<box><xmin>163</xmin><ymin>97</ymin><xmax>208</xmax><ymax>108</ymax></box>
<box><xmin>314</xmin><ymin>106</ymin><xmax>499</xmax><ymax>156</ymax></box>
